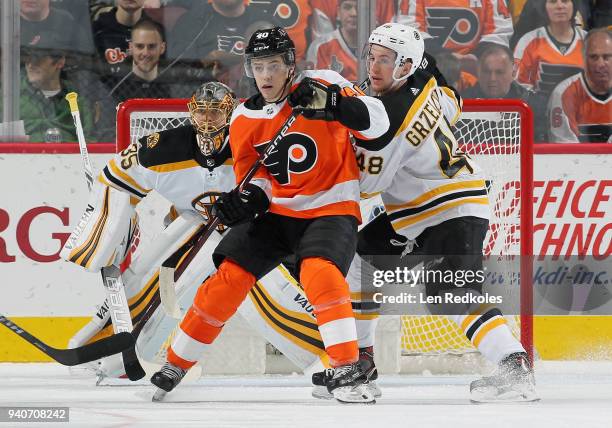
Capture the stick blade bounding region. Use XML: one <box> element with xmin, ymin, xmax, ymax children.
<box><xmin>122</xmin><ymin>346</ymin><xmax>146</xmax><ymax>381</ymax></box>
<box><xmin>57</xmin><ymin>332</ymin><xmax>135</xmax><ymax>366</ymax></box>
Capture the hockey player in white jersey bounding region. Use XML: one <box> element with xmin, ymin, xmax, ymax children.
<box><xmin>62</xmin><ymin>82</ymin><xmax>328</xmax><ymax>382</ymax></box>
<box><xmin>314</xmin><ymin>23</ymin><xmax>538</xmax><ymax>402</ymax></box>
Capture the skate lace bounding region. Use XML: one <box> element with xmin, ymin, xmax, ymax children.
<box><xmin>160</xmin><ymin>363</ymin><xmax>186</xmax><ymax>381</ymax></box>
<box><xmin>332</xmin><ymin>364</ymin><xmax>354</xmax><ymax>380</ymax></box>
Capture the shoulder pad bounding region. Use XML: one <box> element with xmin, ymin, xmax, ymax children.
<box><xmin>138</xmin><ymin>125</ymin><xmax>196</xmax><ymax>168</ymax></box>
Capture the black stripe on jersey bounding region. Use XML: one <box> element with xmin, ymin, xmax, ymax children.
<box><xmin>387</xmin><ymin>188</ymin><xmax>488</xmax><ymax>222</ymax></box>
<box><xmin>249</xmin><ymin>286</ymin><xmax>324</xmax><ymax>350</ymax></box>
<box><xmin>103</xmin><ymin>166</ymin><xmax>147</xmax><ymax>199</ymax></box>
<box><xmin>70</xmin><ymin>187</ymin><xmax>110</xmax><ymax>265</ymax></box>
<box><xmin>464</xmin><ymin>308</ymin><xmax>503</xmax><ymax>342</ymax></box>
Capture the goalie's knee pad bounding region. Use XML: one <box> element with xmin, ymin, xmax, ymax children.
<box><xmin>60</xmin><ymin>182</ymin><xmax>135</xmax><ymax>272</ymax></box>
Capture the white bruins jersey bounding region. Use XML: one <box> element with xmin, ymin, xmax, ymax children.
<box><xmin>99</xmin><ymin>125</ymin><xmax>235</xmax><ymax>217</ymax></box>
<box><xmin>356</xmin><ymin>73</ymin><xmax>489</xmax><ymax>239</ymax></box>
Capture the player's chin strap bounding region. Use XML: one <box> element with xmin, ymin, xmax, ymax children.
<box><xmin>266</xmin><ymin>66</ymin><xmax>296</xmax><ymax>104</ymax></box>
<box><xmin>65</xmin><ymin>93</ymin><xmax>146</xmax><ymax>381</ymax></box>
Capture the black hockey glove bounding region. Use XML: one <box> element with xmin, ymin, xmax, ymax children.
<box><xmin>288</xmin><ymin>77</ymin><xmax>342</xmax><ymax>121</ymax></box>
<box><xmin>212</xmin><ymin>183</ymin><xmax>270</xmax><ymax>227</ymax></box>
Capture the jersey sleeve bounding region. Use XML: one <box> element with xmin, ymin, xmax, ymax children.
<box><xmin>547</xmin><ymin>80</ymin><xmax>579</xmax><ymax>143</ymax></box>
<box><xmin>97</xmin><ymin>141</ymin><xmax>155</xmax><ymax>204</ymax></box>
<box><xmin>304</xmin><ymin>70</ymin><xmax>389</xmax><ymax>140</ymax></box>
<box><xmin>514</xmin><ymin>33</ymin><xmax>536</xmax><ymax>89</ymax></box>
<box><xmin>480</xmin><ymin>0</ymin><xmax>513</xmax><ymax>47</ymax></box>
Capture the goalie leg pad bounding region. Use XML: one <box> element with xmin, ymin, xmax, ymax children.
<box><xmin>60</xmin><ymin>182</ymin><xmax>135</xmax><ymax>272</ymax></box>
<box><xmin>300</xmin><ymin>257</ymin><xmax>358</xmax><ymax>367</ymax></box>
<box><xmin>237</xmin><ymin>264</ymin><xmax>324</xmax><ymax>371</ymax></box>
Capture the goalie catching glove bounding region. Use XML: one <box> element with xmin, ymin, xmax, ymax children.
<box><xmin>288</xmin><ymin>77</ymin><xmax>342</xmax><ymax>121</ymax></box>
<box><xmin>212</xmin><ymin>183</ymin><xmax>270</xmax><ymax>227</ymax></box>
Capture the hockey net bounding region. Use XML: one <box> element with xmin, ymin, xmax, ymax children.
<box><xmin>116</xmin><ymin>98</ymin><xmax>534</xmax><ymax>373</ymax></box>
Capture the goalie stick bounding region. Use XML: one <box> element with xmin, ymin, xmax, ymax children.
<box><xmin>66</xmin><ymin>92</ymin><xmax>146</xmax><ymax>380</ymax></box>
<box><xmin>0</xmin><ymin>315</ymin><xmax>134</xmax><ymax>366</ymax></box>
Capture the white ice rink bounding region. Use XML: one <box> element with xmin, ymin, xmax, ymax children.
<box><xmin>2</xmin><ymin>362</ymin><xmax>612</xmax><ymax>428</ymax></box>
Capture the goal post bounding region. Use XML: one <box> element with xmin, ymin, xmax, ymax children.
<box><xmin>116</xmin><ymin>98</ymin><xmax>534</xmax><ymax>374</ymax></box>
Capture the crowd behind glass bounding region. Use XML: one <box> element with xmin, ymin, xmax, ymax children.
<box><xmin>2</xmin><ymin>0</ymin><xmax>610</xmax><ymax>143</ymax></box>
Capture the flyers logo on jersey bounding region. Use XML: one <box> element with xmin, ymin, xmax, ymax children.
<box><xmin>426</xmin><ymin>8</ymin><xmax>480</xmax><ymax>47</ymax></box>
<box><xmin>272</xmin><ymin>1</ymin><xmax>300</xmax><ymax>29</ymax></box>
<box><xmin>260</xmin><ymin>133</ymin><xmax>318</xmax><ymax>185</ymax></box>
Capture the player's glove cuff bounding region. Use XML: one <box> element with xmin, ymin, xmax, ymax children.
<box><xmin>288</xmin><ymin>77</ymin><xmax>342</xmax><ymax>121</ymax></box>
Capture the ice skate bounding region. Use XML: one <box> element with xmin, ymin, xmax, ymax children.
<box><xmin>311</xmin><ymin>347</ymin><xmax>381</xmax><ymax>400</ymax></box>
<box><xmin>470</xmin><ymin>352</ymin><xmax>539</xmax><ymax>403</ymax></box>
<box><xmin>326</xmin><ymin>362</ymin><xmax>375</xmax><ymax>404</ymax></box>
<box><xmin>151</xmin><ymin>362</ymin><xmax>187</xmax><ymax>402</ymax></box>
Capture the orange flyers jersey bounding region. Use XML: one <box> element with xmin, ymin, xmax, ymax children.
<box><xmin>514</xmin><ymin>26</ymin><xmax>586</xmax><ymax>94</ymax></box>
<box><xmin>398</xmin><ymin>0</ymin><xmax>513</xmax><ymax>55</ymax></box>
<box><xmin>247</xmin><ymin>0</ymin><xmax>312</xmax><ymax>62</ymax></box>
<box><xmin>229</xmin><ymin>69</ymin><xmax>389</xmax><ymax>221</ymax></box>
<box><xmin>548</xmin><ymin>72</ymin><xmax>612</xmax><ymax>143</ymax></box>
<box><xmin>306</xmin><ymin>29</ymin><xmax>358</xmax><ymax>82</ymax></box>
<box><xmin>310</xmin><ymin>0</ymin><xmax>396</xmax><ymax>37</ymax></box>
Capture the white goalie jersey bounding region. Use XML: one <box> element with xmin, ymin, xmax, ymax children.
<box><xmin>356</xmin><ymin>73</ymin><xmax>490</xmax><ymax>240</ymax></box>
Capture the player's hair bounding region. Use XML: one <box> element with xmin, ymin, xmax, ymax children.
<box><xmin>132</xmin><ymin>18</ymin><xmax>166</xmax><ymax>42</ymax></box>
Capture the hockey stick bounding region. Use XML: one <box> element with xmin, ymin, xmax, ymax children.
<box><xmin>0</xmin><ymin>315</ymin><xmax>134</xmax><ymax>366</ymax></box>
<box><xmin>66</xmin><ymin>93</ymin><xmax>146</xmax><ymax>380</ymax></box>
<box><xmin>158</xmin><ymin>110</ymin><xmax>300</xmax><ymax>317</ymax></box>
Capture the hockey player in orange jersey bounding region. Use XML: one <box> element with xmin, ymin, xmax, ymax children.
<box><xmin>151</xmin><ymin>26</ymin><xmax>389</xmax><ymax>404</ymax></box>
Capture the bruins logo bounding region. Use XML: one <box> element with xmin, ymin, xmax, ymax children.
<box><xmin>191</xmin><ymin>192</ymin><xmax>227</xmax><ymax>233</ymax></box>
<box><xmin>147</xmin><ymin>133</ymin><xmax>160</xmax><ymax>149</ymax></box>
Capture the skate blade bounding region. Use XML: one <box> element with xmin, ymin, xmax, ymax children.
<box><xmin>333</xmin><ymin>385</ymin><xmax>376</xmax><ymax>404</ymax></box>
<box><xmin>311</xmin><ymin>385</ymin><xmax>333</xmax><ymax>400</ymax></box>
<box><xmin>365</xmin><ymin>381</ymin><xmax>382</xmax><ymax>398</ymax></box>
<box><xmin>152</xmin><ymin>388</ymin><xmax>168</xmax><ymax>402</ymax></box>
<box><xmin>471</xmin><ymin>386</ymin><xmax>540</xmax><ymax>403</ymax></box>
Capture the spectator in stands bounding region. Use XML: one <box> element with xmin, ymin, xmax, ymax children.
<box><xmin>548</xmin><ymin>28</ymin><xmax>611</xmax><ymax>142</ymax></box>
<box><xmin>92</xmin><ymin>0</ymin><xmax>162</xmax><ymax>84</ymax></box>
<box><xmin>509</xmin><ymin>0</ymin><xmax>593</xmax><ymax>50</ymax></box>
<box><xmin>309</xmin><ymin>0</ymin><xmax>395</xmax><ymax>40</ymax></box>
<box><xmin>396</xmin><ymin>0</ymin><xmax>514</xmax><ymax>74</ymax></box>
<box><xmin>435</xmin><ymin>50</ymin><xmax>478</xmax><ymax>93</ymax></box>
<box><xmin>20</xmin><ymin>0</ymin><xmax>94</xmax><ymax>59</ymax></box>
<box><xmin>166</xmin><ymin>0</ymin><xmax>276</xmax><ymax>95</ymax></box>
<box><xmin>514</xmin><ymin>0</ymin><xmax>586</xmax><ymax>96</ymax></box>
<box><xmin>463</xmin><ymin>45</ymin><xmax>533</xmax><ymax>99</ymax></box>
<box><xmin>109</xmin><ymin>19</ymin><xmax>170</xmax><ymax>102</ymax></box>
<box><xmin>306</xmin><ymin>0</ymin><xmax>358</xmax><ymax>82</ymax></box>
<box><xmin>19</xmin><ymin>41</ymin><xmax>94</xmax><ymax>142</ymax></box>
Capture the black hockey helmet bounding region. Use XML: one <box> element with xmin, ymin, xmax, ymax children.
<box><xmin>244</xmin><ymin>27</ymin><xmax>296</xmax><ymax>78</ymax></box>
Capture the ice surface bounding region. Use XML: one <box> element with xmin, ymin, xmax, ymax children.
<box><xmin>1</xmin><ymin>362</ymin><xmax>612</xmax><ymax>428</ymax></box>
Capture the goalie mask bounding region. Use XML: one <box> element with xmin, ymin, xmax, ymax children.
<box><xmin>188</xmin><ymin>82</ymin><xmax>236</xmax><ymax>156</ymax></box>
<box><xmin>367</xmin><ymin>23</ymin><xmax>424</xmax><ymax>82</ymax></box>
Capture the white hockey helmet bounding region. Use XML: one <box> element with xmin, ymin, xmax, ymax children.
<box><xmin>368</xmin><ymin>23</ymin><xmax>424</xmax><ymax>81</ymax></box>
